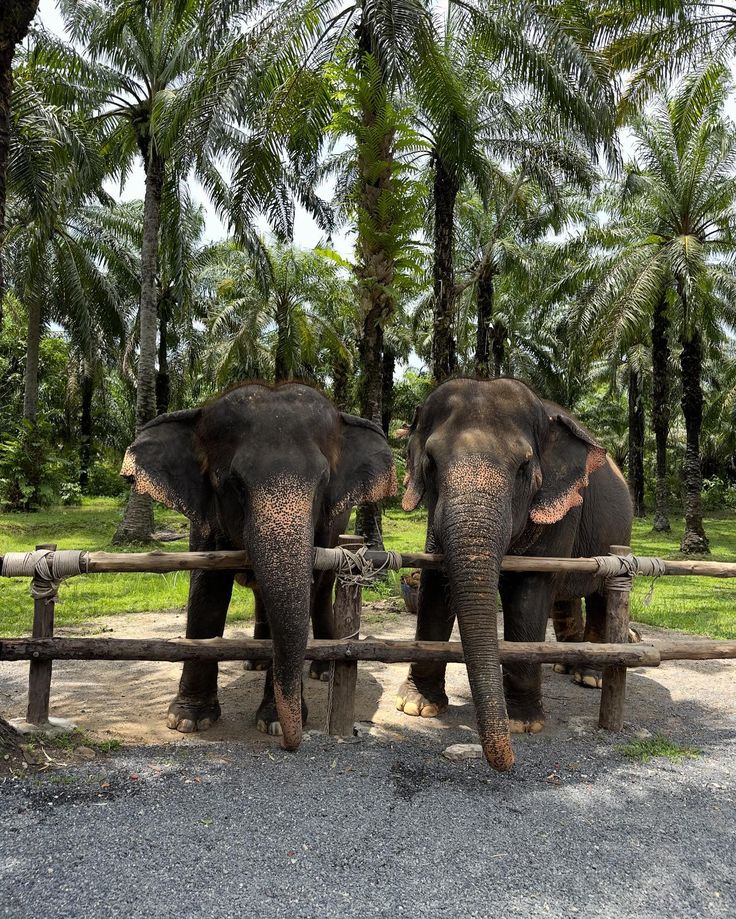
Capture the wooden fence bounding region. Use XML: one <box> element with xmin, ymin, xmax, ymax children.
<box><xmin>1</xmin><ymin>539</ymin><xmax>736</xmax><ymax>740</ymax></box>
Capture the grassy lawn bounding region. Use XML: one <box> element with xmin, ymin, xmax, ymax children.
<box><xmin>1</xmin><ymin>498</ymin><xmax>735</xmax><ymax>639</ymax></box>
<box><xmin>0</xmin><ymin>498</ymin><xmax>254</xmax><ymax>637</ymax></box>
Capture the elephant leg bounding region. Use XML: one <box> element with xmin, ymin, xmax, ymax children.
<box><xmin>396</xmin><ymin>567</ymin><xmax>453</xmax><ymax>718</ymax></box>
<box><xmin>551</xmin><ymin>598</ymin><xmax>584</xmax><ymax>675</ymax></box>
<box><xmin>501</xmin><ymin>573</ymin><xmax>554</xmax><ymax>734</ymax></box>
<box><xmin>573</xmin><ymin>593</ymin><xmax>606</xmax><ymax>689</ymax></box>
<box><xmin>167</xmin><ymin>569</ymin><xmax>234</xmax><ymax>733</ymax></box>
<box><xmin>244</xmin><ymin>588</ymin><xmax>270</xmax><ymax>671</ymax></box>
<box><xmin>308</xmin><ymin>571</ymin><xmax>335</xmax><ymax>682</ymax></box>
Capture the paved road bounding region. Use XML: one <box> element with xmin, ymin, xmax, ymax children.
<box><xmin>1</xmin><ymin>724</ymin><xmax>734</xmax><ymax>919</ymax></box>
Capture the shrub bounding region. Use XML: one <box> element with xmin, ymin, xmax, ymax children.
<box><xmin>701</xmin><ymin>476</ymin><xmax>736</xmax><ymax>511</ymax></box>
<box><xmin>87</xmin><ymin>456</ymin><xmax>128</xmax><ymax>497</ymax></box>
<box><xmin>0</xmin><ymin>419</ymin><xmax>69</xmax><ymax>511</ymax></box>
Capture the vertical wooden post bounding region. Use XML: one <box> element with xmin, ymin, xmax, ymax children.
<box><xmin>598</xmin><ymin>544</ymin><xmax>633</xmax><ymax>732</ymax></box>
<box><xmin>326</xmin><ymin>534</ymin><xmax>364</xmax><ymax>736</ymax></box>
<box><xmin>26</xmin><ymin>543</ymin><xmax>57</xmax><ymax>725</ymax></box>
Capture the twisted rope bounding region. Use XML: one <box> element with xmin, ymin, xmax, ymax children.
<box><xmin>313</xmin><ymin>546</ymin><xmax>403</xmax><ymax>586</ymax></box>
<box><xmin>1</xmin><ymin>550</ymin><xmax>88</xmax><ymax>599</ymax></box>
<box><xmin>592</xmin><ymin>554</ymin><xmax>667</xmax><ymax>597</ymax></box>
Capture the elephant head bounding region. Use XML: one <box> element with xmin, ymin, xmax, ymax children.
<box><xmin>400</xmin><ymin>378</ymin><xmax>605</xmax><ymax>770</ymax></box>
<box><xmin>120</xmin><ymin>383</ymin><xmax>396</xmax><ymax>749</ymax></box>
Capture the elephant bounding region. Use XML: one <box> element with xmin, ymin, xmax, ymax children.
<box><xmin>396</xmin><ymin>378</ymin><xmax>633</xmax><ymax>771</ymax></box>
<box><xmin>120</xmin><ymin>382</ymin><xmax>397</xmax><ymax>750</ymax></box>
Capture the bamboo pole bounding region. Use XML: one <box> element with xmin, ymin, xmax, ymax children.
<box><xmin>599</xmin><ymin>545</ymin><xmax>633</xmax><ymax>732</ymax></box>
<box><xmin>0</xmin><ymin>637</ymin><xmax>664</xmax><ymax>666</ymax></box>
<box><xmin>6</xmin><ymin>547</ymin><xmax>736</xmax><ymax>578</ymax></box>
<box><xmin>26</xmin><ymin>543</ymin><xmax>56</xmax><ymax>725</ymax></box>
<box><xmin>326</xmin><ymin>535</ymin><xmax>363</xmax><ymax>736</ymax></box>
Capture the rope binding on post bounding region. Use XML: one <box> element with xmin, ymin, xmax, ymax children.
<box><xmin>0</xmin><ymin>550</ymin><xmax>88</xmax><ymax>599</ymax></box>
<box><xmin>313</xmin><ymin>546</ymin><xmax>402</xmax><ymax>587</ymax></box>
<box><xmin>591</xmin><ymin>553</ymin><xmax>667</xmax><ymax>596</ymax></box>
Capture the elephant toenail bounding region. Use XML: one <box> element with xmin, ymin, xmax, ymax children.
<box><xmin>177</xmin><ymin>719</ymin><xmax>196</xmax><ymax>733</ymax></box>
<box><xmin>268</xmin><ymin>722</ymin><xmax>283</xmax><ymax>736</ymax></box>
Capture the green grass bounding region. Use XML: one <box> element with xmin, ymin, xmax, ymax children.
<box><xmin>28</xmin><ymin>729</ymin><xmax>122</xmax><ymax>755</ymax></box>
<box><xmin>1</xmin><ymin>498</ymin><xmax>735</xmax><ymax>640</ymax></box>
<box><xmin>0</xmin><ymin>497</ymin><xmax>254</xmax><ymax>637</ymax></box>
<box><xmin>630</xmin><ymin>515</ymin><xmax>736</xmax><ymax>639</ymax></box>
<box><xmin>617</xmin><ymin>734</ymin><xmax>701</xmax><ymax>764</ymax></box>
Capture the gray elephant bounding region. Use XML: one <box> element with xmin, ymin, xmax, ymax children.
<box><xmin>396</xmin><ymin>378</ymin><xmax>633</xmax><ymax>771</ymax></box>
<box><xmin>121</xmin><ymin>383</ymin><xmax>396</xmax><ymax>750</ymax></box>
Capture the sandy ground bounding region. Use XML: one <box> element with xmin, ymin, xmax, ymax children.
<box><xmin>1</xmin><ymin>601</ymin><xmax>734</xmax><ymax>754</ymax></box>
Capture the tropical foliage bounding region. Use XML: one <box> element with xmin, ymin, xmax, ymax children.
<box><xmin>1</xmin><ymin>0</ymin><xmax>736</xmax><ymax>555</ymax></box>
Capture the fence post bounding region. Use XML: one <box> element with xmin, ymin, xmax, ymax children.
<box><xmin>26</xmin><ymin>543</ymin><xmax>57</xmax><ymax>725</ymax></box>
<box><xmin>598</xmin><ymin>544</ymin><xmax>633</xmax><ymax>732</ymax></box>
<box><xmin>326</xmin><ymin>534</ymin><xmax>364</xmax><ymax>736</ymax></box>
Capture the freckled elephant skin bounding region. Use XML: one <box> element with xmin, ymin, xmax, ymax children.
<box><xmin>399</xmin><ymin>378</ymin><xmax>633</xmax><ymax>771</ymax></box>
<box><xmin>120</xmin><ymin>383</ymin><xmax>396</xmax><ymax>747</ymax></box>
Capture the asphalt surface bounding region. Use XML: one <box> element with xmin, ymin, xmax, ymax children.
<box><xmin>1</xmin><ymin>723</ymin><xmax>734</xmax><ymax>919</ymax></box>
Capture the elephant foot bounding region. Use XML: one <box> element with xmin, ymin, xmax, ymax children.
<box><xmin>256</xmin><ymin>697</ymin><xmax>308</xmax><ymax>737</ymax></box>
<box><xmin>308</xmin><ymin>661</ymin><xmax>331</xmax><ymax>682</ymax></box>
<box><xmin>395</xmin><ymin>677</ymin><xmax>448</xmax><ymax>718</ymax></box>
<box><xmin>166</xmin><ymin>696</ymin><xmax>221</xmax><ymax>733</ymax></box>
<box><xmin>507</xmin><ymin>698</ymin><xmax>544</xmax><ymax>734</ymax></box>
<box><xmin>508</xmin><ymin>718</ymin><xmax>545</xmax><ymax>734</ymax></box>
<box><xmin>244</xmin><ymin>660</ymin><xmax>270</xmax><ymax>672</ymax></box>
<box><xmin>553</xmin><ymin>663</ymin><xmax>573</xmax><ymax>675</ymax></box>
<box><xmin>573</xmin><ymin>667</ymin><xmax>602</xmax><ymax>689</ymax></box>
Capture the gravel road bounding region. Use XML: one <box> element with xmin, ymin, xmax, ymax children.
<box><xmin>1</xmin><ymin>722</ymin><xmax>734</xmax><ymax>919</ymax></box>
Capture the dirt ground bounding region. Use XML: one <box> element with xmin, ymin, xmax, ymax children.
<box><xmin>1</xmin><ymin>601</ymin><xmax>734</xmax><ymax>755</ymax></box>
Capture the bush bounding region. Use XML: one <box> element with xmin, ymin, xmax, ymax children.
<box><xmin>59</xmin><ymin>482</ymin><xmax>83</xmax><ymax>506</ymax></box>
<box><xmin>701</xmin><ymin>476</ymin><xmax>736</xmax><ymax>511</ymax></box>
<box><xmin>87</xmin><ymin>456</ymin><xmax>128</xmax><ymax>497</ymax></box>
<box><xmin>0</xmin><ymin>419</ymin><xmax>71</xmax><ymax>511</ymax></box>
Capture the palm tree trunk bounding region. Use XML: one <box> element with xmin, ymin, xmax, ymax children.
<box><xmin>475</xmin><ymin>265</ymin><xmax>493</xmax><ymax>377</ymax></box>
<box><xmin>651</xmin><ymin>297</ymin><xmax>670</xmax><ymax>531</ymax></box>
<box><xmin>492</xmin><ymin>323</ymin><xmax>506</xmax><ymax>378</ymax></box>
<box><xmin>0</xmin><ymin>1</ymin><xmax>39</xmax><ymax>331</ymax></box>
<box><xmin>679</xmin><ymin>331</ymin><xmax>709</xmax><ymax>553</ymax></box>
<box><xmin>79</xmin><ymin>366</ymin><xmax>93</xmax><ymax>493</ymax></box>
<box><xmin>628</xmin><ymin>365</ymin><xmax>645</xmax><ymax>517</ymax></box>
<box><xmin>23</xmin><ymin>296</ymin><xmax>41</xmax><ymax>422</ymax></box>
<box><xmin>355</xmin><ymin>322</ymin><xmax>385</xmax><ymax>550</ymax></box>
<box><xmin>114</xmin><ymin>148</ymin><xmax>165</xmax><ymax>544</ymax></box>
<box><xmin>156</xmin><ymin>307</ymin><xmax>170</xmax><ymax>415</ymax></box>
<box><xmin>381</xmin><ymin>344</ymin><xmax>395</xmax><ymax>436</ymax></box>
<box><xmin>353</xmin><ymin>34</ymin><xmax>396</xmax><ymax>552</ymax></box>
<box><xmin>431</xmin><ymin>156</ymin><xmax>459</xmax><ymax>382</ymax></box>
<box><xmin>332</xmin><ymin>354</ymin><xmax>351</xmax><ymax>410</ymax></box>
<box><xmin>274</xmin><ymin>295</ymin><xmax>289</xmax><ymax>381</ymax></box>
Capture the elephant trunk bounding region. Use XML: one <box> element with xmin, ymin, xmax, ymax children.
<box><xmin>247</xmin><ymin>483</ymin><xmax>314</xmax><ymax>750</ymax></box>
<box><xmin>442</xmin><ymin>489</ymin><xmax>514</xmax><ymax>771</ymax></box>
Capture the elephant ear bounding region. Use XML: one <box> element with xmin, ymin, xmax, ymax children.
<box><xmin>120</xmin><ymin>409</ymin><xmax>214</xmax><ymax>533</ymax></box>
<box><xmin>328</xmin><ymin>414</ymin><xmax>398</xmax><ymax>518</ymax></box>
<box><xmin>528</xmin><ymin>413</ymin><xmax>607</xmax><ymax>525</ymax></box>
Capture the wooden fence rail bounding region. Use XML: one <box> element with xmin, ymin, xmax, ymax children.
<box><xmin>2</xmin><ymin>541</ymin><xmax>736</xmax><ymax>749</ymax></box>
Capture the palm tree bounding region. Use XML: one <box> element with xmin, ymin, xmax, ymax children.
<box><xmin>202</xmin><ymin>241</ymin><xmax>353</xmax><ymax>388</ymax></box>
<box><xmin>0</xmin><ymin>1</ymin><xmax>39</xmax><ymax>329</ymax></box>
<box><xmin>412</xmin><ymin>6</ymin><xmax>613</xmax><ymax>383</ymax></box>
<box><xmin>4</xmin><ymin>54</ymin><xmax>126</xmax><ymax>426</ymax></box>
<box><xmin>602</xmin><ymin>1</ymin><xmax>736</xmax><ymax>112</ymax></box>
<box><xmin>574</xmin><ymin>64</ymin><xmax>736</xmax><ymax>551</ymax></box>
